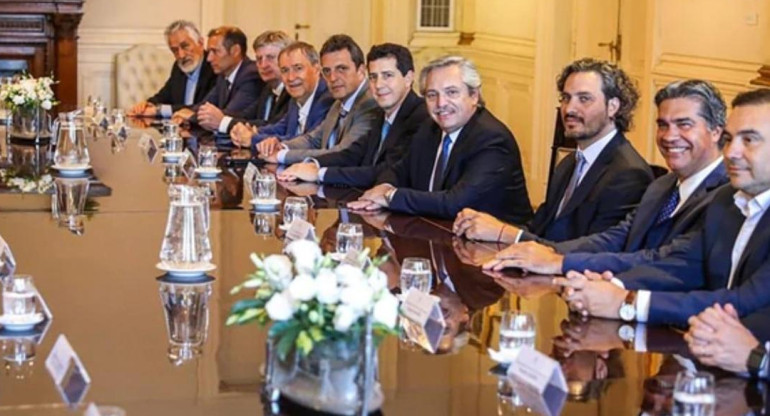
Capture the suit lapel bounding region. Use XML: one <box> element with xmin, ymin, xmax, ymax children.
<box><xmin>674</xmin><ymin>162</ymin><xmax>727</xmax><ymax>217</ymax></box>
<box><xmin>733</xmin><ymin>206</ymin><xmax>770</xmax><ymax>286</ymax></box>
<box><xmin>435</xmin><ymin>109</ymin><xmax>480</xmax><ymax>190</ymax></box>
<box><xmin>710</xmin><ymin>202</ymin><xmax>744</xmax><ymax>287</ymax></box>
<box><xmin>320</xmin><ymin>102</ymin><xmax>342</xmax><ymax>148</ymax></box>
<box><xmin>537</xmin><ymin>156</ymin><xmax>575</xmax><ymax>230</ymax></box>
<box><xmin>376</xmin><ymin>92</ymin><xmax>420</xmax><ymax>164</ymax></box>
<box><xmin>626</xmin><ymin>173</ymin><xmax>678</xmax><ymax>249</ymax></box>
<box><xmin>556</xmin><ymin>134</ymin><xmax>622</xmax><ymax>218</ymax></box>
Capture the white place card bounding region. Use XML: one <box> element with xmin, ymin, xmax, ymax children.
<box><xmin>285</xmin><ymin>219</ymin><xmax>316</xmax><ymax>241</ymax></box>
<box><xmin>0</xmin><ymin>234</ymin><xmax>16</xmax><ymax>277</ymax></box>
<box><xmin>146</xmin><ymin>138</ymin><xmax>158</xmax><ymax>163</ymax></box>
<box><xmin>84</xmin><ymin>403</ymin><xmax>102</xmax><ymax>416</ymax></box>
<box><xmin>137</xmin><ymin>133</ymin><xmax>152</xmax><ymax>150</ymax></box>
<box><xmin>244</xmin><ymin>162</ymin><xmax>259</xmax><ymax>190</ymax></box>
<box><xmin>183</xmin><ymin>149</ymin><xmax>198</xmax><ymax>167</ymax></box>
<box><xmin>46</xmin><ymin>334</ymin><xmax>91</xmax><ymax>406</ymax></box>
<box><xmin>401</xmin><ymin>289</ymin><xmax>445</xmax><ymax>353</ymax></box>
<box><xmin>35</xmin><ymin>288</ymin><xmax>53</xmax><ymax>320</ymax></box>
<box><xmin>508</xmin><ymin>346</ymin><xmax>566</xmax><ymax>395</ymax></box>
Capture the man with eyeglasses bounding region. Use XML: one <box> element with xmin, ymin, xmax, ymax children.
<box><xmin>454</xmin><ymin>58</ymin><xmax>652</xmax><ymax>243</ymax></box>
<box><xmin>255</xmin><ymin>34</ymin><xmax>378</xmax><ymax>164</ymax></box>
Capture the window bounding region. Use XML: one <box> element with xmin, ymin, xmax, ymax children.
<box><xmin>417</xmin><ymin>0</ymin><xmax>454</xmax><ymax>31</ymax></box>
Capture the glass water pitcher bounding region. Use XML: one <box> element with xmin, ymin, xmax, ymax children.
<box><xmin>53</xmin><ymin>112</ymin><xmax>89</xmax><ymax>167</ymax></box>
<box><xmin>159</xmin><ymin>185</ymin><xmax>212</xmax><ymax>267</ymax></box>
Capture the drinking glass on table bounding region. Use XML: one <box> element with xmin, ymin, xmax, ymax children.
<box><xmin>499</xmin><ymin>311</ymin><xmax>536</xmax><ymax>357</ymax></box>
<box><xmin>673</xmin><ymin>371</ymin><xmax>715</xmax><ymax>416</ymax></box>
<box><xmin>166</xmin><ymin>135</ymin><xmax>183</xmax><ymax>153</ymax></box>
<box><xmin>283</xmin><ymin>196</ymin><xmax>308</xmax><ymax>226</ymax></box>
<box><xmin>336</xmin><ymin>223</ymin><xmax>364</xmax><ymax>254</ymax></box>
<box><xmin>2</xmin><ymin>275</ymin><xmax>37</xmax><ymax>317</ymax></box>
<box><xmin>400</xmin><ymin>258</ymin><xmax>433</xmax><ymax>294</ymax></box>
<box><xmin>197</xmin><ymin>144</ymin><xmax>217</xmax><ymax>168</ymax></box>
<box><xmin>254</xmin><ymin>173</ymin><xmax>277</xmax><ymax>201</ymax></box>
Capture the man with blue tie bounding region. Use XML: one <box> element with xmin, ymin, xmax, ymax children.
<box><xmin>229</xmin><ymin>42</ymin><xmax>334</xmax><ymax>150</ymax></box>
<box><xmin>555</xmin><ymin>88</ymin><xmax>770</xmax><ymax>328</ymax></box>
<box><xmin>453</xmin><ymin>58</ymin><xmax>653</xmax><ymax>242</ymax></box>
<box><xmin>484</xmin><ymin>80</ymin><xmax>729</xmax><ymax>275</ymax></box>
<box><xmin>256</xmin><ymin>34</ymin><xmax>378</xmax><ymax>164</ymax></box>
<box><xmin>347</xmin><ymin>55</ymin><xmax>533</xmax><ymax>224</ymax></box>
<box><xmin>129</xmin><ymin>20</ymin><xmax>216</xmax><ymax>118</ymax></box>
<box><xmin>275</xmin><ymin>43</ymin><xmax>429</xmax><ymax>188</ymax></box>
<box><xmin>172</xmin><ymin>26</ymin><xmax>263</xmax><ymax>131</ymax></box>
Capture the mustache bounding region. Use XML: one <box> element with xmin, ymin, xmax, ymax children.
<box><xmin>563</xmin><ymin>113</ymin><xmax>584</xmax><ymax>123</ymax></box>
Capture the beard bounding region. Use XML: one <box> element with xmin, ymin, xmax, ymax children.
<box><xmin>178</xmin><ymin>56</ymin><xmax>201</xmax><ymax>74</ymax></box>
<box><xmin>562</xmin><ymin>113</ymin><xmax>612</xmax><ymax>142</ymax></box>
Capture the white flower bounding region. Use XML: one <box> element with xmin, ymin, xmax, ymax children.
<box><xmin>265</xmin><ymin>292</ymin><xmax>294</xmax><ymax>321</ymax></box>
<box><xmin>284</xmin><ymin>240</ymin><xmax>322</xmax><ymax>274</ymax></box>
<box><xmin>263</xmin><ymin>254</ymin><xmax>293</xmax><ymax>289</ymax></box>
<box><xmin>335</xmin><ymin>263</ymin><xmax>365</xmax><ymax>285</ymax></box>
<box><xmin>340</xmin><ymin>280</ymin><xmax>374</xmax><ymax>313</ymax></box>
<box><xmin>41</xmin><ymin>100</ymin><xmax>51</xmax><ymax>110</ymax></box>
<box><xmin>288</xmin><ymin>273</ymin><xmax>316</xmax><ymax>301</ymax></box>
<box><xmin>12</xmin><ymin>96</ymin><xmax>24</xmax><ymax>105</ymax></box>
<box><xmin>315</xmin><ymin>269</ymin><xmax>340</xmax><ymax>304</ymax></box>
<box><xmin>368</xmin><ymin>269</ymin><xmax>388</xmax><ymax>292</ymax></box>
<box><xmin>333</xmin><ymin>304</ymin><xmax>360</xmax><ymax>332</ymax></box>
<box><xmin>373</xmin><ymin>291</ymin><xmax>399</xmax><ymax>329</ymax></box>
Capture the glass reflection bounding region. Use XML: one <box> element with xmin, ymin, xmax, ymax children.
<box><xmin>0</xmin><ymin>318</ymin><xmax>51</xmax><ymax>379</ymax></box>
<box><xmin>51</xmin><ymin>177</ymin><xmax>90</xmax><ymax>235</ymax></box>
<box><xmin>157</xmin><ymin>276</ymin><xmax>213</xmax><ymax>366</ymax></box>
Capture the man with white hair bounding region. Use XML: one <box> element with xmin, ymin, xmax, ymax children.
<box><xmin>129</xmin><ymin>20</ymin><xmax>216</xmax><ymax>118</ymax></box>
<box><xmin>348</xmin><ymin>55</ymin><xmax>533</xmax><ymax>223</ymax></box>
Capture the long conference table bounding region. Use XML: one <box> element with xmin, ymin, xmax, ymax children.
<box><xmin>0</xmin><ymin>121</ymin><xmax>766</xmax><ymax>416</ymax></box>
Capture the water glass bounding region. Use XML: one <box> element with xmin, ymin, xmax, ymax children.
<box><xmin>253</xmin><ymin>212</ymin><xmax>278</xmax><ymax>236</ymax></box>
<box><xmin>166</xmin><ymin>135</ymin><xmax>183</xmax><ymax>153</ymax></box>
<box><xmin>254</xmin><ymin>173</ymin><xmax>277</xmax><ymax>200</ymax></box>
<box><xmin>673</xmin><ymin>371</ymin><xmax>715</xmax><ymax>416</ymax></box>
<box><xmin>197</xmin><ymin>145</ymin><xmax>217</xmax><ymax>168</ymax></box>
<box><xmin>2</xmin><ymin>275</ymin><xmax>37</xmax><ymax>316</ymax></box>
<box><xmin>158</xmin><ymin>281</ymin><xmax>212</xmax><ymax>365</ymax></box>
<box><xmin>162</xmin><ymin>121</ymin><xmax>179</xmax><ymax>139</ymax></box>
<box><xmin>283</xmin><ymin>196</ymin><xmax>308</xmax><ymax>226</ymax></box>
<box><xmin>110</xmin><ymin>108</ymin><xmax>126</xmax><ymax>131</ymax></box>
<box><xmin>400</xmin><ymin>257</ymin><xmax>433</xmax><ymax>294</ymax></box>
<box><xmin>336</xmin><ymin>223</ymin><xmax>364</xmax><ymax>254</ymax></box>
<box><xmin>499</xmin><ymin>311</ymin><xmax>536</xmax><ymax>356</ymax></box>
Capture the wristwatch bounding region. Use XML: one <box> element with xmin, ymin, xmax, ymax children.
<box><xmin>618</xmin><ymin>324</ymin><xmax>635</xmax><ymax>349</ymax></box>
<box><xmin>747</xmin><ymin>344</ymin><xmax>767</xmax><ymax>377</ymax></box>
<box><xmin>618</xmin><ymin>290</ymin><xmax>638</xmax><ymax>322</ymax></box>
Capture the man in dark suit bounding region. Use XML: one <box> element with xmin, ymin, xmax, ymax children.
<box><xmin>347</xmin><ymin>55</ymin><xmax>533</xmax><ymax>224</ymax></box>
<box><xmin>172</xmin><ymin>26</ymin><xmax>264</xmax><ymax>132</ymax></box>
<box><xmin>454</xmin><ymin>58</ymin><xmax>652</xmax><ymax>243</ymax></box>
<box><xmin>485</xmin><ymin>80</ymin><xmax>729</xmax><ymax>275</ymax></box>
<box><xmin>275</xmin><ymin>43</ymin><xmax>429</xmax><ymax>188</ymax></box>
<box><xmin>129</xmin><ymin>20</ymin><xmax>216</xmax><ymax>117</ymax></box>
<box><xmin>555</xmin><ymin>89</ymin><xmax>770</xmax><ymax>328</ymax></box>
<box><xmin>220</xmin><ymin>30</ymin><xmax>293</xmax><ymax>135</ymax></box>
<box><xmin>255</xmin><ymin>34</ymin><xmax>378</xmax><ymax>165</ymax></box>
<box><xmin>229</xmin><ymin>42</ymin><xmax>334</xmax><ymax>150</ymax></box>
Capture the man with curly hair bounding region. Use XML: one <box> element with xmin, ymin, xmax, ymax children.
<box><xmin>454</xmin><ymin>57</ymin><xmax>653</xmax><ymax>243</ymax></box>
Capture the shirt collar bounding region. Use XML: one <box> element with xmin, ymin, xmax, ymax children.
<box><xmin>226</xmin><ymin>60</ymin><xmax>243</xmax><ymax>85</ymax></box>
<box><xmin>273</xmin><ymin>82</ymin><xmax>284</xmax><ymax>97</ymax></box>
<box><xmin>185</xmin><ymin>61</ymin><xmax>202</xmax><ymax>81</ymax></box>
<box><xmin>298</xmin><ymin>79</ymin><xmax>320</xmax><ymax>112</ymax></box>
<box><xmin>341</xmin><ymin>79</ymin><xmax>367</xmax><ymax>113</ymax></box>
<box><xmin>734</xmin><ymin>187</ymin><xmax>770</xmax><ymax>218</ymax></box>
<box><xmin>578</xmin><ymin>129</ymin><xmax>616</xmax><ymax>166</ymax></box>
<box><xmin>384</xmin><ymin>101</ymin><xmax>403</xmax><ymax>125</ymax></box>
<box><xmin>678</xmin><ymin>157</ymin><xmax>724</xmax><ymax>204</ymax></box>
<box><xmin>442</xmin><ymin>127</ymin><xmax>463</xmax><ymax>144</ymax></box>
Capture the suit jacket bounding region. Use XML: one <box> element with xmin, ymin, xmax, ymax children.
<box><xmin>556</xmin><ymin>162</ymin><xmax>728</xmax><ymax>273</ymax></box>
<box><xmin>618</xmin><ymin>185</ymin><xmax>770</xmax><ymax>326</ymax></box>
<box><xmin>147</xmin><ymin>51</ymin><xmax>217</xmax><ymax>112</ymax></box>
<box><xmin>379</xmin><ymin>107</ymin><xmax>533</xmax><ymax>224</ymax></box>
<box><xmin>314</xmin><ymin>90</ymin><xmax>428</xmax><ymax>188</ymax></box>
<box><xmin>522</xmin><ymin>133</ymin><xmax>653</xmax><ymax>242</ymax></box>
<box><xmin>251</xmin><ymin>79</ymin><xmax>334</xmax><ymax>147</ymax></box>
<box><xmin>227</xmin><ymin>84</ymin><xmax>291</xmax><ymax>132</ymax></box>
<box><xmin>191</xmin><ymin>57</ymin><xmax>264</xmax><ymax>125</ymax></box>
<box><xmin>280</xmin><ymin>82</ymin><xmax>379</xmax><ymax>164</ymax></box>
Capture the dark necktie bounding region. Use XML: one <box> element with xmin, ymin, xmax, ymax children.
<box><xmin>654</xmin><ymin>185</ymin><xmax>681</xmax><ymax>225</ymax></box>
<box><xmin>327</xmin><ymin>109</ymin><xmax>348</xmax><ymax>149</ymax></box>
<box><xmin>557</xmin><ymin>151</ymin><xmax>587</xmax><ymax>216</ymax></box>
<box><xmin>431</xmin><ymin>135</ymin><xmax>452</xmax><ymax>191</ymax></box>
<box><xmin>373</xmin><ymin>120</ymin><xmax>391</xmax><ymax>164</ymax></box>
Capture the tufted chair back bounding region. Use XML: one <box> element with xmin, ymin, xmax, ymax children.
<box><xmin>115</xmin><ymin>44</ymin><xmax>174</xmax><ymax>109</ymax></box>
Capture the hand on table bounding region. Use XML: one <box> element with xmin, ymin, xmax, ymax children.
<box><xmin>684</xmin><ymin>303</ymin><xmax>758</xmax><ymax>373</ymax></box>
<box><xmin>277</xmin><ymin>162</ymin><xmax>319</xmax><ymax>182</ymax></box>
<box><xmin>482</xmin><ymin>241</ymin><xmax>564</xmax><ymax>274</ymax></box>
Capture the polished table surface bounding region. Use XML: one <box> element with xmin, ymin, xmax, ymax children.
<box><xmin>0</xmin><ymin>124</ymin><xmax>766</xmax><ymax>416</ymax></box>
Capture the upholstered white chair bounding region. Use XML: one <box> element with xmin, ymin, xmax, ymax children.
<box><xmin>115</xmin><ymin>44</ymin><xmax>174</xmax><ymax>110</ymax></box>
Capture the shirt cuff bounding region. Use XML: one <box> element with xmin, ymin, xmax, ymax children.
<box><xmin>303</xmin><ymin>157</ymin><xmax>321</xmax><ymax>168</ymax></box>
<box><xmin>610</xmin><ymin>278</ymin><xmax>626</xmax><ymax>289</ymax></box>
<box><xmin>513</xmin><ymin>229</ymin><xmax>524</xmax><ymax>243</ymax></box>
<box><xmin>634</xmin><ymin>324</ymin><xmax>648</xmax><ymax>352</ymax></box>
<box><xmin>318</xmin><ymin>167</ymin><xmax>327</xmax><ymax>182</ymax></box>
<box><xmin>635</xmin><ymin>290</ymin><xmax>651</xmax><ymax>323</ymax></box>
<box><xmin>160</xmin><ymin>104</ymin><xmax>172</xmax><ymax>118</ymax></box>
<box><xmin>219</xmin><ymin>116</ymin><xmax>233</xmax><ymax>133</ymax></box>
<box><xmin>277</xmin><ymin>149</ymin><xmax>288</xmax><ymax>164</ymax></box>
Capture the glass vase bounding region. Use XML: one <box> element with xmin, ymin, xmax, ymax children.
<box><xmin>9</xmin><ymin>106</ymin><xmax>52</xmax><ymax>144</ymax></box>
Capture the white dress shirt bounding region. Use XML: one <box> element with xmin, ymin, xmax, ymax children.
<box><xmin>160</xmin><ymin>61</ymin><xmax>203</xmax><ymax>118</ymax></box>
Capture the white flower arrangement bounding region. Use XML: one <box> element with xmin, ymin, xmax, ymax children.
<box><xmin>228</xmin><ymin>239</ymin><xmax>399</xmax><ymax>359</ymax></box>
<box><xmin>0</xmin><ymin>168</ymin><xmax>53</xmax><ymax>194</ymax></box>
<box><xmin>0</xmin><ymin>75</ymin><xmax>57</xmax><ymax>111</ymax></box>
